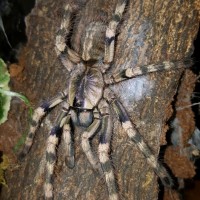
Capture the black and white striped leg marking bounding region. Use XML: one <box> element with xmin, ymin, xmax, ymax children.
<box><xmin>103</xmin><ymin>0</ymin><xmax>127</xmax><ymax>71</ymax></box>
<box><xmin>104</xmin><ymin>88</ymin><xmax>173</xmax><ymax>188</ymax></box>
<box><xmin>110</xmin><ymin>59</ymin><xmax>193</xmax><ymax>83</ymax></box>
<box><xmin>55</xmin><ymin>3</ymin><xmax>80</xmax><ymax>68</ymax></box>
<box><xmin>81</xmin><ymin>110</ymin><xmax>102</xmax><ymax>173</ymax></box>
<box><xmin>98</xmin><ymin>100</ymin><xmax>118</xmax><ymax>200</ymax></box>
<box><xmin>19</xmin><ymin>91</ymin><xmax>68</xmax><ymax>160</ymax></box>
<box><xmin>45</xmin><ymin>106</ymin><xmax>69</xmax><ymax>199</ymax></box>
<box><xmin>62</xmin><ymin>114</ymin><xmax>75</xmax><ymax>168</ymax></box>
<box><xmin>55</xmin><ymin>3</ymin><xmax>72</xmax><ymax>55</ymax></box>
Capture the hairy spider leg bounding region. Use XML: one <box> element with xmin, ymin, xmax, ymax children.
<box><xmin>104</xmin><ymin>88</ymin><xmax>174</xmax><ymax>188</ymax></box>
<box><xmin>81</xmin><ymin>109</ymin><xmax>103</xmax><ymax>174</ymax></box>
<box><xmin>19</xmin><ymin>91</ymin><xmax>68</xmax><ymax>160</ymax></box>
<box><xmin>98</xmin><ymin>99</ymin><xmax>118</xmax><ymax>200</ymax></box>
<box><xmin>103</xmin><ymin>0</ymin><xmax>127</xmax><ymax>71</ymax></box>
<box><xmin>45</xmin><ymin>105</ymin><xmax>69</xmax><ymax>199</ymax></box>
<box><xmin>55</xmin><ymin>3</ymin><xmax>81</xmax><ymax>69</ymax></box>
<box><xmin>105</xmin><ymin>59</ymin><xmax>193</xmax><ymax>84</ymax></box>
<box><xmin>62</xmin><ymin>114</ymin><xmax>75</xmax><ymax>168</ymax></box>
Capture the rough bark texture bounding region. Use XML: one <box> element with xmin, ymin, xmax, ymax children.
<box><xmin>0</xmin><ymin>0</ymin><xmax>199</xmax><ymax>200</ymax></box>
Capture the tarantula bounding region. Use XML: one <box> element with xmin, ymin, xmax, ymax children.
<box><xmin>19</xmin><ymin>0</ymin><xmax>192</xmax><ymax>199</ymax></box>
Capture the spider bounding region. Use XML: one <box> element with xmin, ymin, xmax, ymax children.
<box><xmin>19</xmin><ymin>0</ymin><xmax>192</xmax><ymax>199</ymax></box>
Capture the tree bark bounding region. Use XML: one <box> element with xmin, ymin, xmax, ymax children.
<box><xmin>0</xmin><ymin>0</ymin><xmax>199</xmax><ymax>200</ymax></box>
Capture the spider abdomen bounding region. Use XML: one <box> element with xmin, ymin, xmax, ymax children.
<box><xmin>81</xmin><ymin>22</ymin><xmax>106</xmax><ymax>61</ymax></box>
<box><xmin>69</xmin><ymin>65</ymin><xmax>104</xmax><ymax>110</ymax></box>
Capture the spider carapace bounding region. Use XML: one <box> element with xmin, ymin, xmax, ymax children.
<box><xmin>69</xmin><ymin>64</ymin><xmax>104</xmax><ymax>127</ymax></box>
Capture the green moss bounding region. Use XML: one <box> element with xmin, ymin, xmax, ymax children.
<box><xmin>0</xmin><ymin>153</ymin><xmax>9</xmax><ymax>186</ymax></box>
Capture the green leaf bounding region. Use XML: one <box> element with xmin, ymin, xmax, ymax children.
<box><xmin>0</xmin><ymin>89</ymin><xmax>33</xmax><ymax>117</ymax></box>
<box><xmin>0</xmin><ymin>59</ymin><xmax>32</xmax><ymax>151</ymax></box>
<box><xmin>0</xmin><ymin>59</ymin><xmax>33</xmax><ymax>124</ymax></box>
<box><xmin>0</xmin><ymin>59</ymin><xmax>11</xmax><ymax>124</ymax></box>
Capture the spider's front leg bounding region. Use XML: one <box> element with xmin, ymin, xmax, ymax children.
<box><xmin>98</xmin><ymin>99</ymin><xmax>118</xmax><ymax>200</ymax></box>
<box><xmin>45</xmin><ymin>103</ymin><xmax>70</xmax><ymax>199</ymax></box>
<box><xmin>104</xmin><ymin>88</ymin><xmax>174</xmax><ymax>188</ymax></box>
<box><xmin>18</xmin><ymin>91</ymin><xmax>68</xmax><ymax>160</ymax></box>
<box><xmin>62</xmin><ymin>114</ymin><xmax>75</xmax><ymax>169</ymax></box>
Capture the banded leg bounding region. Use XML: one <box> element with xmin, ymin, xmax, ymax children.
<box><xmin>55</xmin><ymin>2</ymin><xmax>81</xmax><ymax>69</ymax></box>
<box><xmin>98</xmin><ymin>99</ymin><xmax>118</xmax><ymax>200</ymax></box>
<box><xmin>45</xmin><ymin>105</ymin><xmax>69</xmax><ymax>199</ymax></box>
<box><xmin>81</xmin><ymin>109</ymin><xmax>102</xmax><ymax>174</ymax></box>
<box><xmin>19</xmin><ymin>91</ymin><xmax>68</xmax><ymax>160</ymax></box>
<box><xmin>104</xmin><ymin>59</ymin><xmax>193</xmax><ymax>84</ymax></box>
<box><xmin>62</xmin><ymin>114</ymin><xmax>75</xmax><ymax>168</ymax></box>
<box><xmin>104</xmin><ymin>88</ymin><xmax>173</xmax><ymax>188</ymax></box>
<box><xmin>103</xmin><ymin>0</ymin><xmax>127</xmax><ymax>71</ymax></box>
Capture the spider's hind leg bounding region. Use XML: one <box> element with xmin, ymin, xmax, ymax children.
<box><xmin>55</xmin><ymin>1</ymin><xmax>81</xmax><ymax>70</ymax></box>
<box><xmin>98</xmin><ymin>99</ymin><xmax>118</xmax><ymax>200</ymax></box>
<box><xmin>103</xmin><ymin>0</ymin><xmax>127</xmax><ymax>72</ymax></box>
<box><xmin>104</xmin><ymin>88</ymin><xmax>174</xmax><ymax>189</ymax></box>
<box><xmin>18</xmin><ymin>91</ymin><xmax>67</xmax><ymax>160</ymax></box>
<box><xmin>45</xmin><ymin>104</ymin><xmax>69</xmax><ymax>199</ymax></box>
